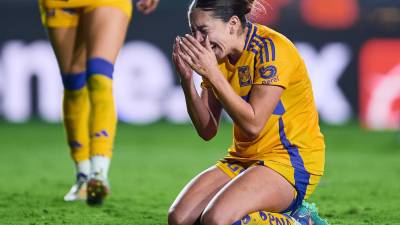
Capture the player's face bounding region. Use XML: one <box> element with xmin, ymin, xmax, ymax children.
<box><xmin>189</xmin><ymin>9</ymin><xmax>233</xmax><ymax>61</ymax></box>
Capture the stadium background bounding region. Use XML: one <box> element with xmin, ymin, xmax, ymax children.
<box><xmin>0</xmin><ymin>0</ymin><xmax>399</xmax><ymax>224</ymax></box>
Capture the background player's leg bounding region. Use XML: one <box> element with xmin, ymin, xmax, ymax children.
<box><xmin>168</xmin><ymin>166</ymin><xmax>231</xmax><ymax>225</ymax></box>
<box><xmin>82</xmin><ymin>6</ymin><xmax>130</xmax><ymax>204</ymax></box>
<box><xmin>200</xmin><ymin>166</ymin><xmax>298</xmax><ymax>225</ymax></box>
<box><xmin>47</xmin><ymin>22</ymin><xmax>90</xmax><ymax>201</ymax></box>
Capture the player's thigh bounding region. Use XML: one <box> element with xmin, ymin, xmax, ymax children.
<box><xmin>168</xmin><ymin>166</ymin><xmax>231</xmax><ymax>225</ymax></box>
<box><xmin>82</xmin><ymin>6</ymin><xmax>130</xmax><ymax>63</ymax></box>
<box><xmin>47</xmin><ymin>27</ymin><xmax>77</xmax><ymax>73</ymax></box>
<box><xmin>201</xmin><ymin>165</ymin><xmax>296</xmax><ymax>225</ymax></box>
<box><xmin>47</xmin><ymin>22</ymin><xmax>87</xmax><ymax>74</ymax></box>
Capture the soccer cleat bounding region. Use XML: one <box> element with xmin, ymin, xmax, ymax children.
<box><xmin>291</xmin><ymin>201</ymin><xmax>330</xmax><ymax>225</ymax></box>
<box><xmin>86</xmin><ymin>173</ymin><xmax>109</xmax><ymax>206</ymax></box>
<box><xmin>64</xmin><ymin>173</ymin><xmax>88</xmax><ymax>201</ymax></box>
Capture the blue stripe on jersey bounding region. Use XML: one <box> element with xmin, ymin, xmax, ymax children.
<box><xmin>250</xmin><ymin>40</ymin><xmax>265</xmax><ymax>63</ymax></box>
<box><xmin>87</xmin><ymin>57</ymin><xmax>114</xmax><ymax>79</ymax></box>
<box><xmin>251</xmin><ymin>48</ymin><xmax>259</xmax><ymax>55</ymax></box>
<box><xmin>246</xmin><ymin>25</ymin><xmax>258</xmax><ymax>51</ymax></box>
<box><xmin>252</xmin><ymin>38</ymin><xmax>266</xmax><ymax>64</ymax></box>
<box><xmin>272</xmin><ymin>100</ymin><xmax>285</xmax><ymax>115</ymax></box>
<box><xmin>255</xmin><ymin>34</ymin><xmax>270</xmax><ymax>62</ymax></box>
<box><xmin>243</xmin><ymin>22</ymin><xmax>253</xmax><ymax>50</ymax></box>
<box><xmin>62</xmin><ymin>71</ymin><xmax>86</xmax><ymax>90</ymax></box>
<box><xmin>278</xmin><ymin>118</ymin><xmax>310</xmax><ymax>211</ymax></box>
<box><xmin>242</xmin><ymin>95</ymin><xmax>285</xmax><ymax>116</ymax></box>
<box><xmin>266</xmin><ymin>38</ymin><xmax>276</xmax><ymax>61</ymax></box>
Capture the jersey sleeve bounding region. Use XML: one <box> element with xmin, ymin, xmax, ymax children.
<box><xmin>253</xmin><ymin>40</ymin><xmax>300</xmax><ymax>89</ymax></box>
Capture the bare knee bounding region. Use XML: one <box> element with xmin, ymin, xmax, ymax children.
<box><xmin>168</xmin><ymin>207</ymin><xmax>196</xmax><ymax>225</ymax></box>
<box><xmin>168</xmin><ymin>209</ymin><xmax>183</xmax><ymax>225</ymax></box>
<box><xmin>201</xmin><ymin>208</ymin><xmax>233</xmax><ymax>225</ymax></box>
<box><xmin>68</xmin><ymin>60</ymin><xmax>86</xmax><ymax>74</ymax></box>
<box><xmin>64</xmin><ymin>45</ymin><xmax>86</xmax><ymax>75</ymax></box>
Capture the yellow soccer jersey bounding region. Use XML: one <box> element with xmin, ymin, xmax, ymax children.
<box><xmin>208</xmin><ymin>22</ymin><xmax>325</xmax><ymax>176</ymax></box>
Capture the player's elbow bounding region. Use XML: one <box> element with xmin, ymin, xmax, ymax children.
<box><xmin>197</xmin><ymin>129</ymin><xmax>217</xmax><ymax>141</ymax></box>
<box><xmin>195</xmin><ymin>122</ymin><xmax>218</xmax><ymax>141</ymax></box>
<box><xmin>241</xmin><ymin>124</ymin><xmax>263</xmax><ymax>140</ymax></box>
<box><xmin>199</xmin><ymin>131</ymin><xmax>216</xmax><ymax>141</ymax></box>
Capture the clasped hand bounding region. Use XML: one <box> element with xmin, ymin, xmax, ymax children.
<box><xmin>172</xmin><ymin>34</ymin><xmax>219</xmax><ymax>82</ymax></box>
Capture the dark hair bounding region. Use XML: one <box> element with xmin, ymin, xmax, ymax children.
<box><xmin>189</xmin><ymin>0</ymin><xmax>255</xmax><ymax>28</ymax></box>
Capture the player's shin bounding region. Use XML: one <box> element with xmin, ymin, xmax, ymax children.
<box><xmin>62</xmin><ymin>72</ymin><xmax>91</xmax><ymax>175</ymax></box>
<box><xmin>86</xmin><ymin>58</ymin><xmax>115</xmax><ymax>205</ymax></box>
<box><xmin>87</xmin><ymin>57</ymin><xmax>116</xmax><ymax>178</ymax></box>
<box><xmin>232</xmin><ymin>211</ymin><xmax>300</xmax><ymax>225</ymax></box>
<box><xmin>62</xmin><ymin>72</ymin><xmax>91</xmax><ymax>201</ymax></box>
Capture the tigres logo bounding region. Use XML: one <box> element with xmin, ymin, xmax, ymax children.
<box><xmin>238</xmin><ymin>66</ymin><xmax>252</xmax><ymax>87</ymax></box>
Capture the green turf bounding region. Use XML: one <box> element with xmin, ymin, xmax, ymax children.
<box><xmin>0</xmin><ymin>121</ymin><xmax>399</xmax><ymax>225</ymax></box>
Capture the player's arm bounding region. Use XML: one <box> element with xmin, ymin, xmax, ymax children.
<box><xmin>179</xmin><ymin>34</ymin><xmax>294</xmax><ymax>139</ymax></box>
<box><xmin>181</xmin><ymin>80</ymin><xmax>222</xmax><ymax>141</ymax></box>
<box><xmin>173</xmin><ymin>37</ymin><xmax>222</xmax><ymax>141</ymax></box>
<box><xmin>209</xmin><ymin>78</ymin><xmax>283</xmax><ymax>139</ymax></box>
<box><xmin>196</xmin><ymin>67</ymin><xmax>283</xmax><ymax>139</ymax></box>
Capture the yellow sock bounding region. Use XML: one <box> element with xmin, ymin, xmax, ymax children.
<box><xmin>62</xmin><ymin>72</ymin><xmax>90</xmax><ymax>163</ymax></box>
<box><xmin>234</xmin><ymin>211</ymin><xmax>298</xmax><ymax>225</ymax></box>
<box><xmin>87</xmin><ymin>58</ymin><xmax>116</xmax><ymax>159</ymax></box>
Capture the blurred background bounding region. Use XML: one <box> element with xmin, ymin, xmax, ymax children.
<box><xmin>0</xmin><ymin>0</ymin><xmax>399</xmax><ymax>129</ymax></box>
<box><xmin>0</xmin><ymin>0</ymin><xmax>399</xmax><ymax>224</ymax></box>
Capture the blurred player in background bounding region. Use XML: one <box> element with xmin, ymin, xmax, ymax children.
<box><xmin>169</xmin><ymin>0</ymin><xmax>329</xmax><ymax>224</ymax></box>
<box><xmin>38</xmin><ymin>0</ymin><xmax>160</xmax><ymax>205</ymax></box>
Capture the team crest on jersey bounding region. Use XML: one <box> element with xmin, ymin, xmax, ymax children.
<box><xmin>259</xmin><ymin>65</ymin><xmax>279</xmax><ymax>84</ymax></box>
<box><xmin>238</xmin><ymin>66</ymin><xmax>252</xmax><ymax>87</ymax></box>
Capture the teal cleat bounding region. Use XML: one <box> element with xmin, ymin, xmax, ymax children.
<box><xmin>291</xmin><ymin>201</ymin><xmax>329</xmax><ymax>225</ymax></box>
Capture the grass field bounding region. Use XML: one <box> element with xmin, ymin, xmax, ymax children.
<box><xmin>0</xmin><ymin>121</ymin><xmax>399</xmax><ymax>225</ymax></box>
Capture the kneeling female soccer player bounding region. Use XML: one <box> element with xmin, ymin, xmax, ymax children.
<box><xmin>169</xmin><ymin>0</ymin><xmax>329</xmax><ymax>224</ymax></box>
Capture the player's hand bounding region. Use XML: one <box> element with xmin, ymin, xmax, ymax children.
<box><xmin>178</xmin><ymin>34</ymin><xmax>219</xmax><ymax>79</ymax></box>
<box><xmin>172</xmin><ymin>37</ymin><xmax>193</xmax><ymax>82</ymax></box>
<box><xmin>136</xmin><ymin>0</ymin><xmax>160</xmax><ymax>15</ymax></box>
